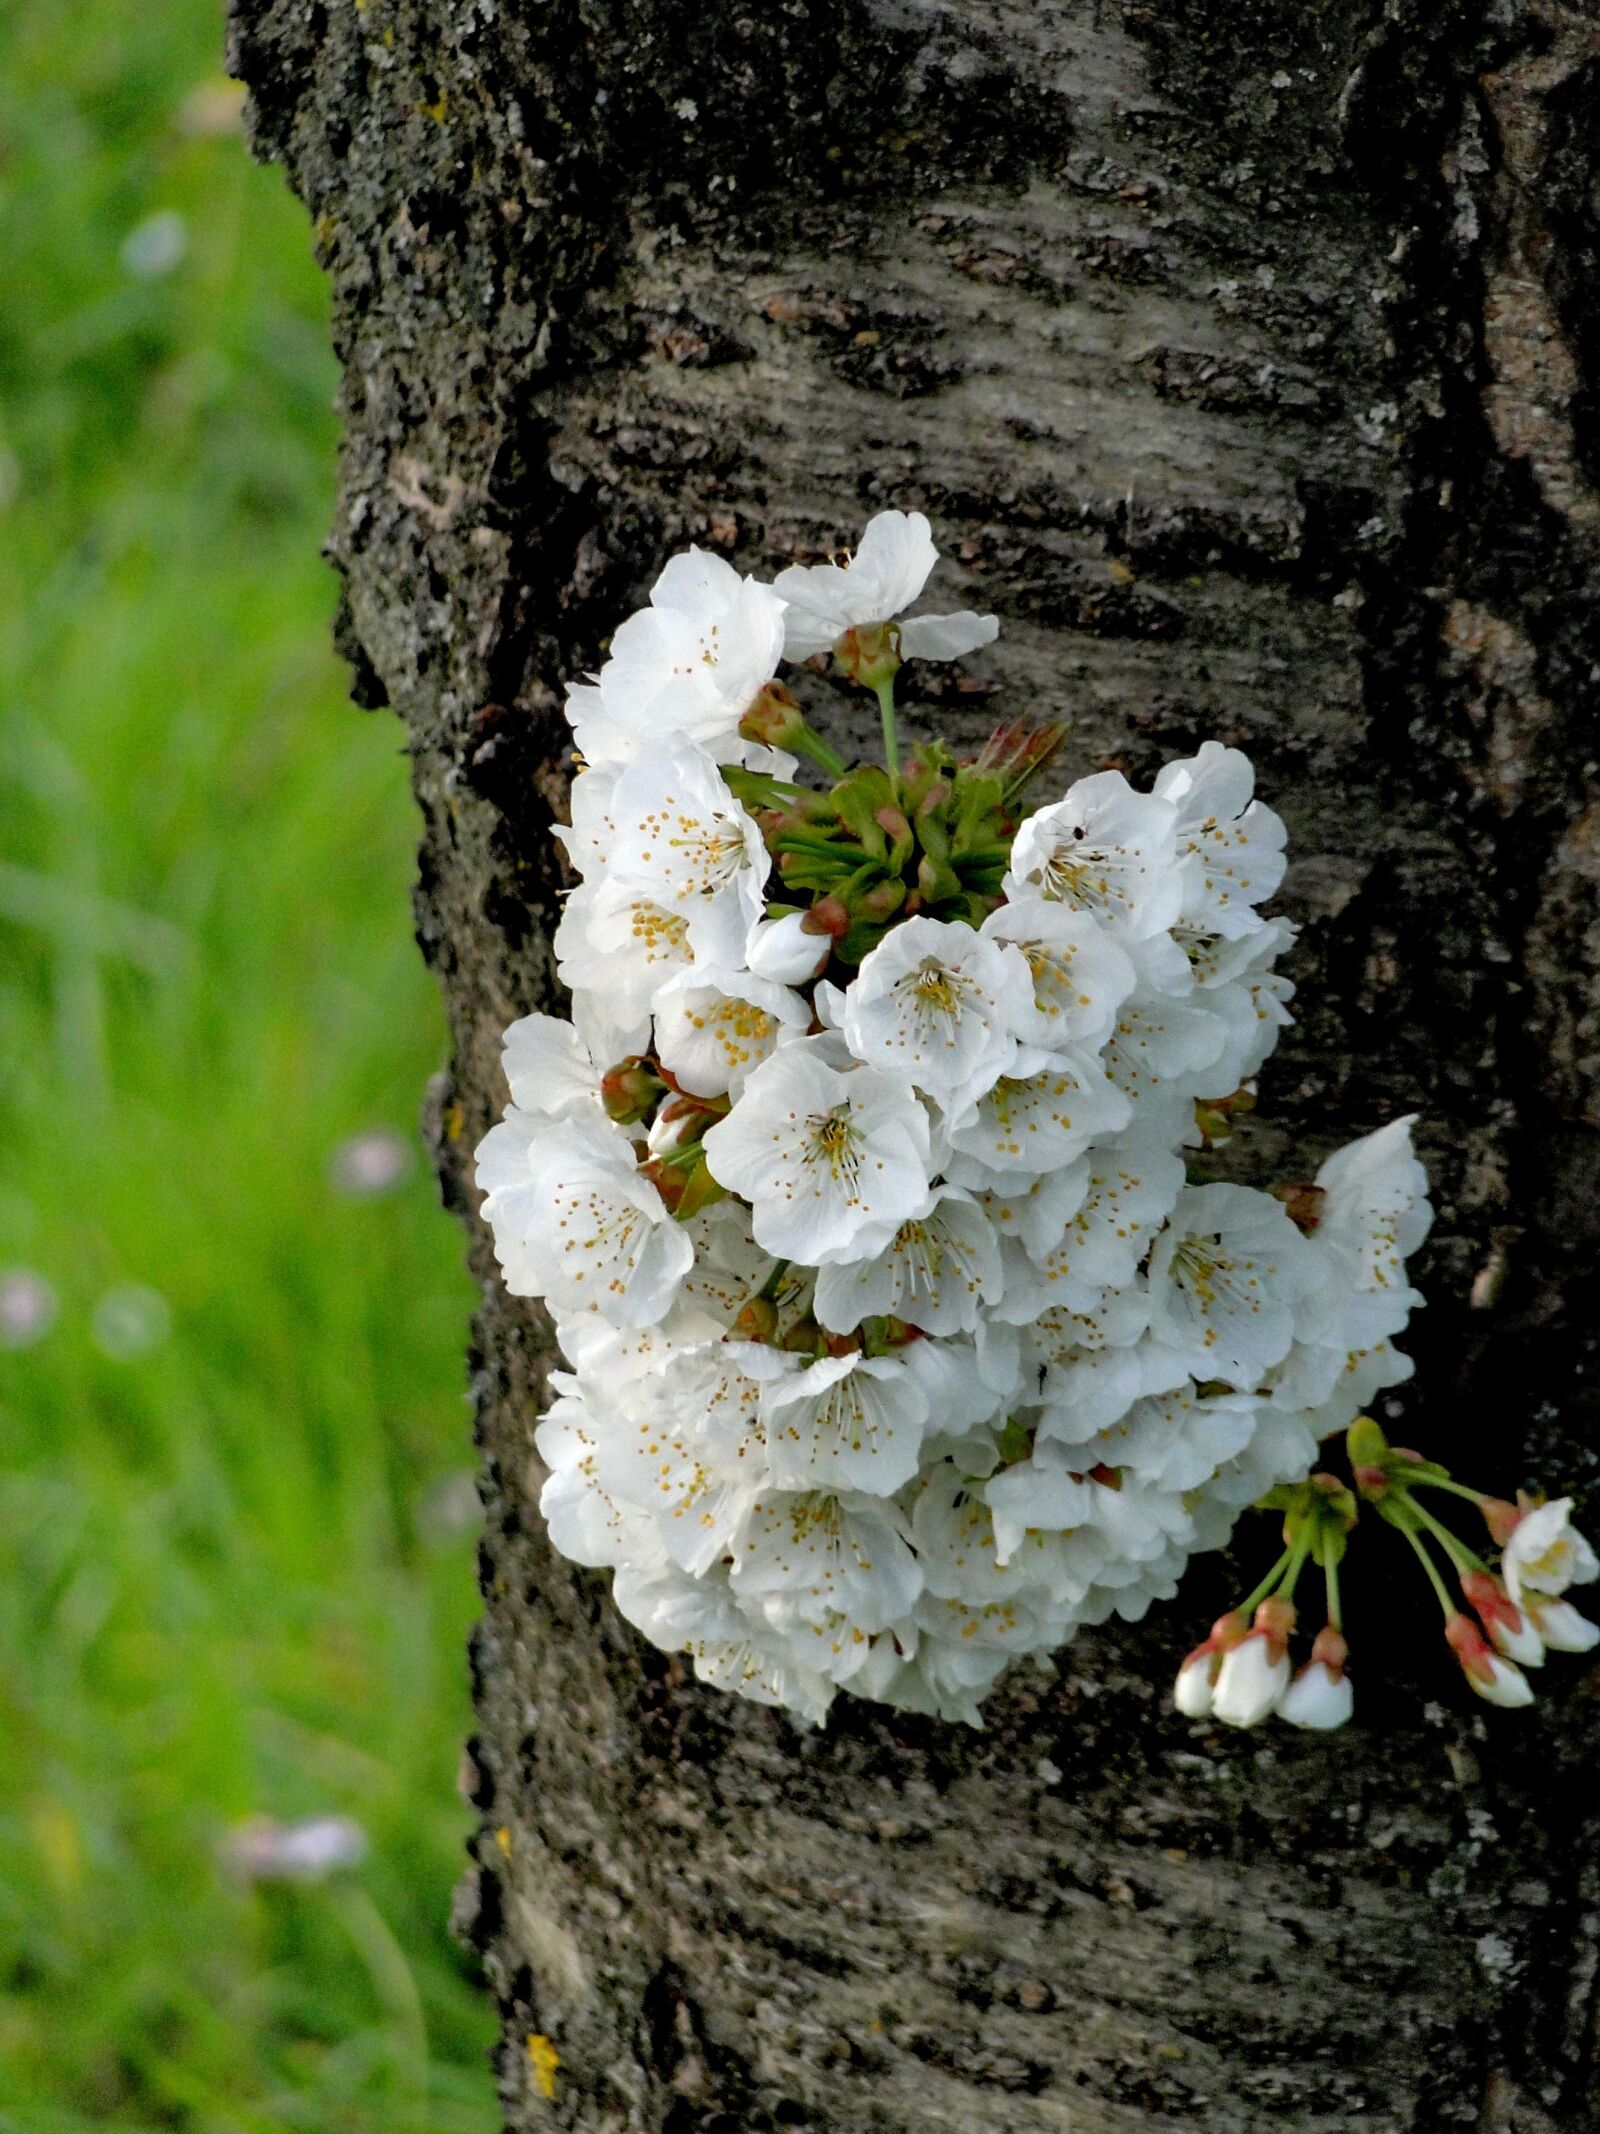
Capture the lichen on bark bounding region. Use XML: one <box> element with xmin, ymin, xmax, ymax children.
<box><xmin>231</xmin><ymin>2</ymin><xmax>1600</xmax><ymax>2125</ymax></box>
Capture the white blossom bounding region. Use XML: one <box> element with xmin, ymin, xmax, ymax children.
<box><xmin>1153</xmin><ymin>741</ymin><xmax>1287</xmax><ymax>939</ymax></box>
<box><xmin>652</xmin><ymin>967</ymin><xmax>810</xmax><ymax>1097</ymax></box>
<box><xmin>555</xmin><ymin>876</ymin><xmax>693</xmax><ymax>1052</ymax></box>
<box><xmin>498</xmin><ymin>1012</ymin><xmax>604</xmax><ymax>1118</ymax></box>
<box><xmin>607</xmin><ymin>740</ymin><xmax>770</xmax><ymax>966</ymax></box>
<box><xmin>994</xmin><ymin>1139</ymin><xmax>1185</xmax><ymax>1320</ymax></box>
<box><xmin>1005</xmin><ymin>770</ymin><xmax>1182</xmax><ymax>937</ymax></box>
<box><xmin>980</xmin><ymin>900</ymin><xmax>1136</xmax><ymax>1054</ymax></box>
<box><xmin>475</xmin><ymin>1111</ymin><xmax>692</xmax><ymax>1326</ymax></box>
<box><xmin>841</xmin><ymin>916</ymin><xmax>1027</xmax><ymax>1110</ymax></box>
<box><xmin>1502</xmin><ymin>1499</ymin><xmax>1600</xmax><ymax>1607</ymax></box>
<box><xmin>773</xmin><ymin>509</ymin><xmax>996</xmax><ymax>663</ymax></box>
<box><xmin>1146</xmin><ymin>1183</ymin><xmax>1312</xmax><ymax>1389</ymax></box>
<box><xmin>474</xmin><ymin>519</ymin><xmax>1446</xmax><ymax>1730</ymax></box>
<box><xmin>746</xmin><ymin>911</ymin><xmax>832</xmax><ymax>985</ymax></box>
<box><xmin>597</xmin><ymin>549</ymin><xmax>786</xmax><ymax>760</ymax></box>
<box><xmin>944</xmin><ymin>1051</ymin><xmax>1130</xmax><ymax>1180</ymax></box>
<box><xmin>812</xmin><ymin>1185</ymin><xmax>1001</xmax><ymax>1336</ymax></box>
<box><xmin>701</xmin><ymin>1041</ymin><xmax>932</xmax><ymax>1264</ymax></box>
<box><xmin>731</xmin><ymin>1489</ymin><xmax>922</xmax><ymax>1631</ymax></box>
<box><xmin>758</xmin><ymin>1349</ymin><xmax>930</xmax><ymax>1494</ymax></box>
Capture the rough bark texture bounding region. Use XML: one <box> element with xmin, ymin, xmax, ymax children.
<box><xmin>230</xmin><ymin>2</ymin><xmax>1600</xmax><ymax>2126</ymax></box>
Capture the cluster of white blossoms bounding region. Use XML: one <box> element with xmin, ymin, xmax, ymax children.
<box><xmin>472</xmin><ymin>509</ymin><xmax>1551</xmax><ymax>1730</ymax></box>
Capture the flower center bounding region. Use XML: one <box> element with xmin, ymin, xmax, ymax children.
<box><xmin>1171</xmin><ymin>1235</ymin><xmax>1268</xmax><ymax>1323</ymax></box>
<box><xmin>806</xmin><ymin>1107</ymin><xmax>862</xmax><ymax>1185</ymax></box>
<box><xmin>1039</xmin><ymin>841</ymin><xmax>1115</xmax><ymax>911</ymax></box>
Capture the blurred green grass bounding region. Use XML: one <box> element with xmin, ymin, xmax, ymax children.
<box><xmin>0</xmin><ymin>4</ymin><xmax>496</xmax><ymax>2127</ymax></box>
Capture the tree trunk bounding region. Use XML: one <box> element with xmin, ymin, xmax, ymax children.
<box><xmin>229</xmin><ymin>1</ymin><xmax>1600</xmax><ymax>2125</ymax></box>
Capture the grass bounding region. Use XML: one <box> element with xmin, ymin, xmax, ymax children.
<box><xmin>0</xmin><ymin>3</ymin><xmax>496</xmax><ymax>2126</ymax></box>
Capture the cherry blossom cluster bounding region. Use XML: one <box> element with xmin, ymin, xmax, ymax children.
<box><xmin>1175</xmin><ymin>1429</ymin><xmax>1598</xmax><ymax>1731</ymax></box>
<box><xmin>475</xmin><ymin>511</ymin><xmax>1459</xmax><ymax>1727</ymax></box>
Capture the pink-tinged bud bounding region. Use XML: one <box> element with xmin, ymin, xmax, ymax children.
<box><xmin>738</xmin><ymin>680</ymin><xmax>807</xmax><ymax>751</ymax></box>
<box><xmin>1461</xmin><ymin>1569</ymin><xmax>1545</xmax><ymax>1667</ymax></box>
<box><xmin>1480</xmin><ymin>1496</ymin><xmax>1521</xmax><ymax>1548</ymax></box>
<box><xmin>746</xmin><ymin>912</ymin><xmax>830</xmax><ymax>984</ymax></box>
<box><xmin>1174</xmin><ymin>1651</ymin><xmax>1219</xmax><ymax>1719</ymax></box>
<box><xmin>1270</xmin><ymin>1181</ymin><xmax>1327</xmax><ymax>1235</ymax></box>
<box><xmin>646</xmin><ymin>1092</ymin><xmax>721</xmax><ymax>1156</ymax></box>
<box><xmin>1172</xmin><ymin>1612</ymin><xmax>1249</xmax><ymax>1720</ymax></box>
<box><xmin>833</xmin><ymin>621</ymin><xmax>902</xmax><ymax>689</ymax></box>
<box><xmin>969</xmin><ymin>719</ymin><xmax>1067</xmax><ymax>792</ymax></box>
<box><xmin>1253</xmin><ymin>1595</ymin><xmax>1296</xmax><ymax>1657</ymax></box>
<box><xmin>1446</xmin><ymin>1612</ymin><xmax>1535</xmax><ymax>1708</ymax></box>
<box><xmin>807</xmin><ymin>896</ymin><xmax>851</xmax><ymax>941</ymax></box>
<box><xmin>1213</xmin><ymin>1628</ymin><xmax>1290</xmax><ymax>1729</ymax></box>
<box><xmin>1280</xmin><ymin>1624</ymin><xmax>1352</xmax><ymax>1730</ymax></box>
<box><xmin>601</xmin><ymin>1056</ymin><xmax>667</xmax><ymax>1124</ymax></box>
<box><xmin>1352</xmin><ymin>1465</ymin><xmax>1389</xmax><ymax>1500</ymax></box>
<box><xmin>1280</xmin><ymin>1658</ymin><xmax>1354</xmax><ymax>1731</ymax></box>
<box><xmin>1309</xmin><ymin>1625</ymin><xmax>1349</xmax><ymax>1675</ymax></box>
<box><xmin>1524</xmin><ymin>1598</ymin><xmax>1600</xmax><ymax>1653</ymax></box>
<box><xmin>874</xmin><ymin>804</ymin><xmax>912</xmax><ymax>844</ymax></box>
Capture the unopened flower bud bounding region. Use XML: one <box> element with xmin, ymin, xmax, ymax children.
<box><xmin>738</xmin><ymin>680</ymin><xmax>808</xmax><ymax>752</ymax></box>
<box><xmin>746</xmin><ymin>912</ymin><xmax>831</xmax><ymax>984</ymax></box>
<box><xmin>1461</xmin><ymin>1568</ymin><xmax>1544</xmax><ymax>1667</ymax></box>
<box><xmin>1524</xmin><ymin>1597</ymin><xmax>1600</xmax><ymax>1653</ymax></box>
<box><xmin>833</xmin><ymin>620</ymin><xmax>902</xmax><ymax>690</ymax></box>
<box><xmin>1173</xmin><ymin>1611</ymin><xmax>1249</xmax><ymax>1719</ymax></box>
<box><xmin>807</xmin><ymin>896</ymin><xmax>851</xmax><ymax>941</ymax></box>
<box><xmin>1280</xmin><ymin>1627</ymin><xmax>1354</xmax><ymax>1731</ymax></box>
<box><xmin>1445</xmin><ymin>1612</ymin><xmax>1535</xmax><ymax>1708</ymax></box>
<box><xmin>1213</xmin><ymin>1627</ymin><xmax>1290</xmax><ymax>1728</ymax></box>
<box><xmin>646</xmin><ymin>1093</ymin><xmax>719</xmax><ymax>1158</ymax></box>
<box><xmin>1174</xmin><ymin>1651</ymin><xmax>1219</xmax><ymax>1718</ymax></box>
<box><xmin>855</xmin><ymin>879</ymin><xmax>908</xmax><ymax>926</ymax></box>
<box><xmin>733</xmin><ymin>1296</ymin><xmax>780</xmax><ymax>1343</ymax></box>
<box><xmin>1270</xmin><ymin>1181</ymin><xmax>1327</xmax><ymax>1234</ymax></box>
<box><xmin>1193</xmin><ymin>1103</ymin><xmax>1233</xmax><ymax>1148</ymax></box>
<box><xmin>1480</xmin><ymin>1496</ymin><xmax>1521</xmax><ymax>1547</ymax></box>
<box><xmin>1346</xmin><ymin>1416</ymin><xmax>1389</xmax><ymax>1470</ymax></box>
<box><xmin>642</xmin><ymin>1150</ymin><xmax>727</xmax><ymax>1220</ymax></box>
<box><xmin>601</xmin><ymin>1056</ymin><xmax>668</xmax><ymax>1124</ymax></box>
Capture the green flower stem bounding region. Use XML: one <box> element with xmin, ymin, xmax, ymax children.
<box><xmin>1412</xmin><ymin>1474</ymin><xmax>1490</xmax><ymax>1507</ymax></box>
<box><xmin>651</xmin><ymin>1139</ymin><xmax>706</xmax><ymax>1170</ymax></box>
<box><xmin>1277</xmin><ymin>1524</ymin><xmax>1316</xmax><ymax>1604</ymax></box>
<box><xmin>1390</xmin><ymin>1506</ymin><xmax>1457</xmax><ymax>1621</ymax></box>
<box><xmin>1405</xmin><ymin>1494</ymin><xmax>1491</xmax><ymax>1577</ymax></box>
<box><xmin>1239</xmin><ymin>1548</ymin><xmax>1293</xmax><ymax>1619</ymax></box>
<box><xmin>756</xmin><ymin>1258</ymin><xmax>791</xmax><ymax>1304</ymax></box>
<box><xmin>791</xmin><ymin>727</ymin><xmax>849</xmax><ymax>779</ymax></box>
<box><xmin>875</xmin><ymin>677</ymin><xmax>900</xmax><ymax>781</ymax></box>
<box><xmin>1323</xmin><ymin>1540</ymin><xmax>1343</xmax><ymax>1634</ymax></box>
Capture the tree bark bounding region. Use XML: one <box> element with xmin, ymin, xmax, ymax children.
<box><xmin>230</xmin><ymin>1</ymin><xmax>1600</xmax><ymax>2125</ymax></box>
